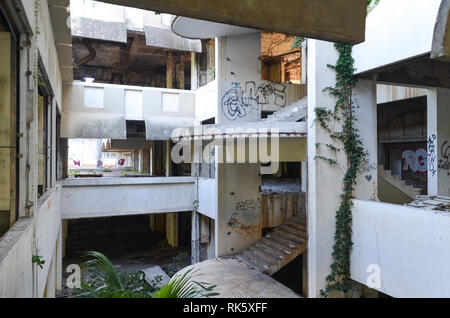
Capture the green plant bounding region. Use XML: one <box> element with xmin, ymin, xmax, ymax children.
<box><xmin>102</xmin><ymin>168</ymin><xmax>112</xmax><ymax>173</ymax></box>
<box><xmin>291</xmin><ymin>36</ymin><xmax>305</xmax><ymax>49</ymax></box>
<box><xmin>72</xmin><ymin>251</ymin><xmax>218</xmax><ymax>298</ymax></box>
<box><xmin>32</xmin><ymin>255</ymin><xmax>45</xmax><ymax>269</ymax></box>
<box><xmin>316</xmin><ymin>1</ymin><xmax>380</xmax><ymax>298</ymax></box>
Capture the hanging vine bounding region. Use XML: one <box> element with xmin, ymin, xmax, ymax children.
<box><xmin>317</xmin><ymin>1</ymin><xmax>379</xmax><ymax>297</ymax></box>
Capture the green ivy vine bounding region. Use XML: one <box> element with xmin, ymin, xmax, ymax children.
<box><xmin>316</xmin><ymin>1</ymin><xmax>379</xmax><ymax>297</ymax></box>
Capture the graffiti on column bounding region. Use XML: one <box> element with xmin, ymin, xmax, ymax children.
<box><xmin>226</xmin><ymin>199</ymin><xmax>261</xmax><ymax>237</ymax></box>
<box><xmin>73</xmin><ymin>160</ymin><xmax>81</xmax><ymax>167</ymax></box>
<box><xmin>428</xmin><ymin>134</ymin><xmax>437</xmax><ymax>177</ymax></box>
<box><xmin>438</xmin><ymin>141</ymin><xmax>450</xmax><ymax>171</ymax></box>
<box><xmin>221</xmin><ymin>81</ymin><xmax>287</xmax><ymax>121</ymax></box>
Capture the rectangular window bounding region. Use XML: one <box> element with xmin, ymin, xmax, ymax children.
<box><xmin>84</xmin><ymin>86</ymin><xmax>104</xmax><ymax>109</ymax></box>
<box><xmin>162</xmin><ymin>92</ymin><xmax>180</xmax><ymax>113</ymax></box>
<box><xmin>125</xmin><ymin>90</ymin><xmax>144</xmax><ymax>120</ymax></box>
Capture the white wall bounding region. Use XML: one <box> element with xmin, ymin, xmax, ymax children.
<box><xmin>197</xmin><ymin>178</ymin><xmax>217</xmax><ymax>220</ymax></box>
<box><xmin>62</xmin><ymin>177</ymin><xmax>196</xmax><ymax>219</ymax></box>
<box><xmin>195</xmin><ymin>80</ymin><xmax>218</xmax><ymax>122</ymax></box>
<box><xmin>353</xmin><ymin>0</ymin><xmax>441</xmax><ymax>74</ymax></box>
<box><xmin>352</xmin><ymin>200</ymin><xmax>450</xmax><ymax>298</ymax></box>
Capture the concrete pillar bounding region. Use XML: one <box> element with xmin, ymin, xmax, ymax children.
<box><xmin>56</xmin><ymin>226</ymin><xmax>62</xmax><ymax>291</ymax></box>
<box><xmin>214</xmin><ymin>33</ymin><xmax>262</xmax><ymax>257</ymax></box>
<box><xmin>165</xmin><ymin>141</ymin><xmax>172</xmax><ymax>177</ymax></box>
<box><xmin>427</xmin><ymin>88</ymin><xmax>450</xmax><ymax>196</ymax></box>
<box><xmin>166</xmin><ymin>213</ymin><xmax>179</xmax><ymax>247</ymax></box>
<box><xmin>138</xmin><ymin>148</ymin><xmax>144</xmax><ymax>173</ymax></box>
<box><xmin>143</xmin><ymin>148</ymin><xmax>150</xmax><ymax>173</ymax></box>
<box><xmin>301</xmin><ymin>161</ymin><xmax>307</xmax><ymax>192</ymax></box>
<box><xmin>150</xmin><ymin>141</ymin><xmax>156</xmax><ymax>175</ymax></box>
<box><xmin>191</xmin><ymin>52</ymin><xmax>198</xmax><ymax>90</ymax></box>
<box><xmin>178</xmin><ymin>54</ymin><xmax>185</xmax><ymax>89</ymax></box>
<box><xmin>191</xmin><ymin>211</ymin><xmax>201</xmax><ymax>263</ymax></box>
<box><xmin>166</xmin><ymin>52</ymin><xmax>173</xmax><ymax>89</ymax></box>
<box><xmin>62</xmin><ymin>220</ymin><xmax>68</xmax><ymax>258</ymax></box>
<box><xmin>149</xmin><ymin>214</ymin><xmax>156</xmax><ymax>231</ymax></box>
<box><xmin>306</xmin><ymin>40</ymin><xmax>377</xmax><ymax>298</ymax></box>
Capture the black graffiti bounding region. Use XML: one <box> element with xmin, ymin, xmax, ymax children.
<box><xmin>438</xmin><ymin>140</ymin><xmax>450</xmax><ymax>171</ymax></box>
<box><xmin>222</xmin><ymin>81</ymin><xmax>287</xmax><ymax>121</ymax></box>
<box><xmin>428</xmin><ymin>134</ymin><xmax>437</xmax><ymax>176</ymax></box>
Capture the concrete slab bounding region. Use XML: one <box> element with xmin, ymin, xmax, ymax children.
<box><xmin>142</xmin><ymin>266</ymin><xmax>171</xmax><ymax>289</ymax></box>
<box><xmin>174</xmin><ymin>258</ymin><xmax>300</xmax><ymax>298</ymax></box>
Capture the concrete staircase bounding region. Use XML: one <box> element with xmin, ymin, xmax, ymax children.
<box><xmin>378</xmin><ymin>165</ymin><xmax>422</xmax><ymax>201</ymax></box>
<box><xmin>262</xmin><ymin>97</ymin><xmax>307</xmax><ymax>123</ymax></box>
<box><xmin>234</xmin><ymin>216</ymin><xmax>307</xmax><ymax>276</ymax></box>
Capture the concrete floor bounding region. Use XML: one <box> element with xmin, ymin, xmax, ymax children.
<box><xmin>176</xmin><ymin>258</ymin><xmax>301</xmax><ymax>298</ymax></box>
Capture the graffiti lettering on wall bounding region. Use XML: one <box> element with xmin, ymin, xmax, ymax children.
<box><xmin>360</xmin><ymin>150</ymin><xmax>377</xmax><ymax>182</ymax></box>
<box><xmin>227</xmin><ymin>213</ymin><xmax>261</xmax><ymax>237</ymax></box>
<box><xmin>438</xmin><ymin>141</ymin><xmax>450</xmax><ymax>171</ymax></box>
<box><xmin>402</xmin><ymin>149</ymin><xmax>428</xmax><ymax>173</ymax></box>
<box><xmin>222</xmin><ymin>81</ymin><xmax>287</xmax><ymax>121</ymax></box>
<box><xmin>428</xmin><ymin>134</ymin><xmax>437</xmax><ymax>177</ymax></box>
<box><xmin>226</xmin><ymin>198</ymin><xmax>261</xmax><ymax>237</ymax></box>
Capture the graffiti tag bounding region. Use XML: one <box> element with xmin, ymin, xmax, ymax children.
<box><xmin>428</xmin><ymin>134</ymin><xmax>437</xmax><ymax>177</ymax></box>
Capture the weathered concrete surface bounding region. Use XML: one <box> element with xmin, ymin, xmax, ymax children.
<box><xmin>175</xmin><ymin>258</ymin><xmax>300</xmax><ymax>298</ymax></box>
<box><xmin>99</xmin><ymin>0</ymin><xmax>366</xmax><ymax>44</ymax></box>
<box><xmin>432</xmin><ymin>0</ymin><xmax>450</xmax><ymax>61</ymax></box>
<box><xmin>142</xmin><ymin>266</ymin><xmax>170</xmax><ymax>289</ymax></box>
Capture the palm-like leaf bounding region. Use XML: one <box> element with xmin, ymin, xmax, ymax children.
<box><xmin>153</xmin><ymin>268</ymin><xmax>219</xmax><ymax>298</ymax></box>
<box><xmin>84</xmin><ymin>251</ymin><xmax>124</xmax><ymax>290</ymax></box>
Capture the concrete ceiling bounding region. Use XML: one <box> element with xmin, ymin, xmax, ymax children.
<box><xmin>172</xmin><ymin>17</ymin><xmax>257</xmax><ymax>39</ymax></box>
<box><xmin>97</xmin><ymin>0</ymin><xmax>367</xmax><ymax>44</ymax></box>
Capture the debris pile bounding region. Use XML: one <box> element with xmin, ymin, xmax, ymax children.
<box><xmin>407</xmin><ymin>195</ymin><xmax>450</xmax><ymax>212</ymax></box>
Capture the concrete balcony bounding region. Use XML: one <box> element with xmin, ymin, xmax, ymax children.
<box><xmin>61</xmin><ymin>177</ymin><xmax>196</xmax><ymax>219</ymax></box>
<box><xmin>61</xmin><ymin>81</ymin><xmax>197</xmax><ymax>140</ymax></box>
<box><xmin>351</xmin><ymin>199</ymin><xmax>450</xmax><ymax>297</ymax></box>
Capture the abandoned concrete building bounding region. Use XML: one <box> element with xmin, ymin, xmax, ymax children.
<box><xmin>0</xmin><ymin>0</ymin><xmax>449</xmax><ymax>298</ymax></box>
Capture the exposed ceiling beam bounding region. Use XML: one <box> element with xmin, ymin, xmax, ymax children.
<box><xmin>98</xmin><ymin>0</ymin><xmax>367</xmax><ymax>44</ymax></box>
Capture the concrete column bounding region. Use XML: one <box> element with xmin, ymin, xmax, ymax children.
<box><xmin>56</xmin><ymin>226</ymin><xmax>62</xmax><ymax>291</ymax></box>
<box><xmin>62</xmin><ymin>220</ymin><xmax>68</xmax><ymax>258</ymax></box>
<box><xmin>150</xmin><ymin>141</ymin><xmax>156</xmax><ymax>175</ymax></box>
<box><xmin>191</xmin><ymin>52</ymin><xmax>198</xmax><ymax>90</ymax></box>
<box><xmin>178</xmin><ymin>54</ymin><xmax>185</xmax><ymax>89</ymax></box>
<box><xmin>427</xmin><ymin>88</ymin><xmax>450</xmax><ymax>196</ymax></box>
<box><xmin>191</xmin><ymin>211</ymin><xmax>201</xmax><ymax>263</ymax></box>
<box><xmin>165</xmin><ymin>141</ymin><xmax>172</xmax><ymax>177</ymax></box>
<box><xmin>143</xmin><ymin>148</ymin><xmax>150</xmax><ymax>173</ymax></box>
<box><xmin>166</xmin><ymin>213</ymin><xmax>179</xmax><ymax>247</ymax></box>
<box><xmin>214</xmin><ymin>33</ymin><xmax>262</xmax><ymax>257</ymax></box>
<box><xmin>166</xmin><ymin>52</ymin><xmax>173</xmax><ymax>89</ymax></box>
<box><xmin>138</xmin><ymin>148</ymin><xmax>144</xmax><ymax>173</ymax></box>
<box><xmin>306</xmin><ymin>40</ymin><xmax>377</xmax><ymax>298</ymax></box>
<box><xmin>301</xmin><ymin>161</ymin><xmax>307</xmax><ymax>192</ymax></box>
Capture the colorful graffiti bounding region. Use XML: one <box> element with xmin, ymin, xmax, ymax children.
<box><xmin>402</xmin><ymin>147</ymin><xmax>427</xmax><ymax>192</ymax></box>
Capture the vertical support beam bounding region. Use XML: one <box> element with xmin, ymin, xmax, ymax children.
<box><xmin>191</xmin><ymin>211</ymin><xmax>201</xmax><ymax>263</ymax></box>
<box><xmin>301</xmin><ymin>161</ymin><xmax>307</xmax><ymax>193</ymax></box>
<box><xmin>166</xmin><ymin>52</ymin><xmax>173</xmax><ymax>89</ymax></box>
<box><xmin>138</xmin><ymin>148</ymin><xmax>144</xmax><ymax>173</ymax></box>
<box><xmin>62</xmin><ymin>220</ymin><xmax>68</xmax><ymax>258</ymax></box>
<box><xmin>179</xmin><ymin>54</ymin><xmax>185</xmax><ymax>89</ymax></box>
<box><xmin>149</xmin><ymin>214</ymin><xmax>156</xmax><ymax>231</ymax></box>
<box><xmin>166</xmin><ymin>213</ymin><xmax>179</xmax><ymax>247</ymax></box>
<box><xmin>56</xmin><ymin>226</ymin><xmax>62</xmax><ymax>291</ymax></box>
<box><xmin>165</xmin><ymin>140</ymin><xmax>172</xmax><ymax>177</ymax></box>
<box><xmin>427</xmin><ymin>88</ymin><xmax>450</xmax><ymax>196</ymax></box>
<box><xmin>150</xmin><ymin>141</ymin><xmax>156</xmax><ymax>175</ymax></box>
<box><xmin>191</xmin><ymin>52</ymin><xmax>198</xmax><ymax>90</ymax></box>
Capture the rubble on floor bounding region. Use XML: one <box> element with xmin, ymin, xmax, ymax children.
<box><xmin>142</xmin><ymin>266</ymin><xmax>171</xmax><ymax>289</ymax></box>
<box><xmin>261</xmin><ymin>178</ymin><xmax>302</xmax><ymax>195</ymax></box>
<box><xmin>407</xmin><ymin>195</ymin><xmax>450</xmax><ymax>212</ymax></box>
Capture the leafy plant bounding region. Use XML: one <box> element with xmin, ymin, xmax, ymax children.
<box><xmin>71</xmin><ymin>251</ymin><xmax>218</xmax><ymax>298</ymax></box>
<box><xmin>32</xmin><ymin>255</ymin><xmax>45</xmax><ymax>269</ymax></box>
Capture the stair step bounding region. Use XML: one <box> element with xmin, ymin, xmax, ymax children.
<box><xmin>285</xmin><ymin>219</ymin><xmax>307</xmax><ymax>231</ymax></box>
<box><xmin>260</xmin><ymin>236</ymin><xmax>295</xmax><ymax>254</ymax></box>
<box><xmin>276</xmin><ymin>227</ymin><xmax>307</xmax><ymax>242</ymax></box>
<box><xmin>289</xmin><ymin>217</ymin><xmax>306</xmax><ymax>226</ymax></box>
<box><xmin>250</xmin><ymin>244</ymin><xmax>285</xmax><ymax>262</ymax></box>
<box><xmin>257</xmin><ymin>239</ymin><xmax>291</xmax><ymax>256</ymax></box>
<box><xmin>267</xmin><ymin>231</ymin><xmax>304</xmax><ymax>247</ymax></box>
<box><xmin>236</xmin><ymin>254</ymin><xmax>269</xmax><ymax>273</ymax></box>
<box><xmin>283</xmin><ymin>223</ymin><xmax>307</xmax><ymax>234</ymax></box>
<box><xmin>242</xmin><ymin>249</ymin><xmax>277</xmax><ymax>269</ymax></box>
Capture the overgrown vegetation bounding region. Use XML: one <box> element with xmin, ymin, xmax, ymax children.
<box><xmin>317</xmin><ymin>0</ymin><xmax>380</xmax><ymax>298</ymax></box>
<box><xmin>71</xmin><ymin>251</ymin><xmax>218</xmax><ymax>298</ymax></box>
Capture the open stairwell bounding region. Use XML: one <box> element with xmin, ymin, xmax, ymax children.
<box><xmin>233</xmin><ymin>216</ymin><xmax>307</xmax><ymax>276</ymax></box>
<box><xmin>378</xmin><ymin>165</ymin><xmax>421</xmax><ymax>203</ymax></box>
